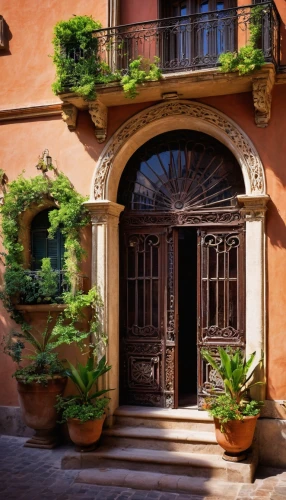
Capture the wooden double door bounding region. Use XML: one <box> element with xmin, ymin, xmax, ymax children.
<box><xmin>120</xmin><ymin>222</ymin><xmax>245</xmax><ymax>408</ymax></box>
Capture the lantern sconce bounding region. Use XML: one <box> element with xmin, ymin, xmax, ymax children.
<box><xmin>36</xmin><ymin>149</ymin><xmax>53</xmax><ymax>173</ymax></box>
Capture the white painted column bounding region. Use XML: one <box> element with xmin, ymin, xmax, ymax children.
<box><xmin>237</xmin><ymin>195</ymin><xmax>269</xmax><ymax>401</ymax></box>
<box><xmin>84</xmin><ymin>201</ymin><xmax>124</xmax><ymax>422</ymax></box>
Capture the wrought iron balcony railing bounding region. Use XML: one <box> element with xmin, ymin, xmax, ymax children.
<box><xmin>93</xmin><ymin>2</ymin><xmax>280</xmax><ymax>74</ymax></box>
<box><xmin>19</xmin><ymin>270</ymin><xmax>86</xmax><ymax>305</ymax></box>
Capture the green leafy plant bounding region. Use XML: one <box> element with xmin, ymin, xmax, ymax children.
<box><xmin>37</xmin><ymin>258</ymin><xmax>59</xmax><ymax>303</ymax></box>
<box><xmin>56</xmin><ymin>355</ymin><xmax>111</xmax><ymax>422</ymax></box>
<box><xmin>219</xmin><ymin>5</ymin><xmax>266</xmax><ymax>75</ymax></box>
<box><xmin>0</xmin><ymin>170</ymin><xmax>90</xmax><ymax>312</ymax></box>
<box><xmin>205</xmin><ymin>394</ymin><xmax>261</xmax><ymax>429</ymax></box>
<box><xmin>201</xmin><ymin>347</ymin><xmax>264</xmax><ymax>430</ymax></box>
<box><xmin>201</xmin><ymin>347</ymin><xmax>264</xmax><ymax>403</ymax></box>
<box><xmin>3</xmin><ymin>284</ymin><xmax>105</xmax><ymax>385</ymax></box>
<box><xmin>51</xmin><ymin>15</ymin><xmax>118</xmax><ymax>100</ymax></box>
<box><xmin>51</xmin><ymin>16</ymin><xmax>162</xmax><ymax>101</ymax></box>
<box><xmin>120</xmin><ymin>56</ymin><xmax>162</xmax><ymax>98</ymax></box>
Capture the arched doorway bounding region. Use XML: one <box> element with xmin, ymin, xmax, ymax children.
<box><xmin>117</xmin><ymin>130</ymin><xmax>245</xmax><ymax>408</ymax></box>
<box><xmin>88</xmin><ymin>100</ymin><xmax>268</xmax><ymax>417</ymax></box>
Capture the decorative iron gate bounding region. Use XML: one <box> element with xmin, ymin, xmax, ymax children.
<box><xmin>118</xmin><ymin>130</ymin><xmax>246</xmax><ymax>408</ymax></box>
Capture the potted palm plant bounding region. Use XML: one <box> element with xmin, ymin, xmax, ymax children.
<box><xmin>5</xmin><ymin>317</ymin><xmax>67</xmax><ymax>449</ymax></box>
<box><xmin>55</xmin><ymin>355</ymin><xmax>111</xmax><ymax>451</ymax></box>
<box><xmin>201</xmin><ymin>347</ymin><xmax>264</xmax><ymax>462</ymax></box>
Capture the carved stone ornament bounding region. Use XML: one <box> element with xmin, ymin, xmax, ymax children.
<box><xmin>93</xmin><ymin>101</ymin><xmax>265</xmax><ymax>200</ymax></box>
<box><xmin>252</xmin><ymin>69</ymin><xmax>275</xmax><ymax>128</ymax></box>
<box><xmin>88</xmin><ymin>101</ymin><xmax>107</xmax><ymax>143</ymax></box>
<box><xmin>61</xmin><ymin>104</ymin><xmax>78</xmax><ymax>131</ymax></box>
<box><xmin>237</xmin><ymin>194</ymin><xmax>270</xmax><ymax>222</ymax></box>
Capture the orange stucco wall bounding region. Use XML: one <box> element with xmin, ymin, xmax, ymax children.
<box><xmin>0</xmin><ymin>0</ymin><xmax>108</xmax><ymax>110</ymax></box>
<box><xmin>0</xmin><ymin>1</ymin><xmax>286</xmax><ymax>408</ymax></box>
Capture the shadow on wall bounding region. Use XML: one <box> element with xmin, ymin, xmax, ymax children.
<box><xmin>266</xmin><ymin>200</ymin><xmax>286</xmax><ymax>249</ymax></box>
<box><xmin>0</xmin><ymin>17</ymin><xmax>12</xmax><ymax>56</ymax></box>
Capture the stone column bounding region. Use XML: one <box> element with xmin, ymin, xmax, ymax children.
<box><xmin>84</xmin><ymin>201</ymin><xmax>124</xmax><ymax>422</ymax></box>
<box><xmin>237</xmin><ymin>194</ymin><xmax>270</xmax><ymax>401</ymax></box>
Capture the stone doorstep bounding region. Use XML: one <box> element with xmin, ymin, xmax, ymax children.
<box><xmin>103</xmin><ymin>426</ymin><xmax>217</xmax><ymax>443</ymax></box>
<box><xmin>114</xmin><ymin>405</ymin><xmax>214</xmax><ymax>422</ymax></box>
<box><xmin>76</xmin><ymin>467</ymin><xmax>242</xmax><ymax>498</ymax></box>
<box><xmin>62</xmin><ymin>446</ymin><xmax>257</xmax><ymax>483</ymax></box>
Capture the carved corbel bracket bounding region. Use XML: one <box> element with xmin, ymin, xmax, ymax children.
<box><xmin>88</xmin><ymin>102</ymin><xmax>107</xmax><ymax>143</ymax></box>
<box><xmin>237</xmin><ymin>194</ymin><xmax>270</xmax><ymax>222</ymax></box>
<box><xmin>252</xmin><ymin>69</ymin><xmax>275</xmax><ymax>128</ymax></box>
<box><xmin>61</xmin><ymin>104</ymin><xmax>78</xmax><ymax>131</ymax></box>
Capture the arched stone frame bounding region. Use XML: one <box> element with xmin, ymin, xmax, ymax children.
<box><xmin>85</xmin><ymin>101</ymin><xmax>269</xmax><ymax>419</ymax></box>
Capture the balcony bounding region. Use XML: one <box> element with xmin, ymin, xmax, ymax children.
<box><xmin>59</xmin><ymin>2</ymin><xmax>282</xmax><ymax>132</ymax></box>
<box><xmin>94</xmin><ymin>2</ymin><xmax>279</xmax><ymax>75</ymax></box>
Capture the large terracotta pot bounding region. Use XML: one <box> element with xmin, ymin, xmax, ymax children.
<box><xmin>17</xmin><ymin>376</ymin><xmax>67</xmax><ymax>448</ymax></box>
<box><xmin>67</xmin><ymin>415</ymin><xmax>105</xmax><ymax>451</ymax></box>
<box><xmin>214</xmin><ymin>414</ymin><xmax>259</xmax><ymax>462</ymax></box>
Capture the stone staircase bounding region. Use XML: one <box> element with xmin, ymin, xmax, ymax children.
<box><xmin>61</xmin><ymin>405</ymin><xmax>258</xmax><ymax>496</ymax></box>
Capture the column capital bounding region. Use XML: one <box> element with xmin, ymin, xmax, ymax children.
<box><xmin>83</xmin><ymin>200</ymin><xmax>125</xmax><ymax>225</ymax></box>
<box><xmin>237</xmin><ymin>194</ymin><xmax>270</xmax><ymax>222</ymax></box>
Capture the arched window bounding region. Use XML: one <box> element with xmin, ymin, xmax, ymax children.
<box><xmin>118</xmin><ymin>130</ymin><xmax>245</xmax><ymax>212</ymax></box>
<box><xmin>31</xmin><ymin>209</ymin><xmax>64</xmax><ymax>270</ymax></box>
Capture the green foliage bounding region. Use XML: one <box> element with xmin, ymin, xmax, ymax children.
<box><xmin>201</xmin><ymin>347</ymin><xmax>264</xmax><ymax>427</ymax></box>
<box><xmin>51</xmin><ymin>15</ymin><xmax>119</xmax><ymax>100</ymax></box>
<box><xmin>38</xmin><ymin>258</ymin><xmax>59</xmax><ymax>303</ymax></box>
<box><xmin>121</xmin><ymin>56</ymin><xmax>162</xmax><ymax>98</ymax></box>
<box><xmin>201</xmin><ymin>347</ymin><xmax>264</xmax><ymax>404</ymax></box>
<box><xmin>51</xmin><ymin>16</ymin><xmax>161</xmax><ymax>100</ymax></box>
<box><xmin>219</xmin><ymin>5</ymin><xmax>266</xmax><ymax>75</ymax></box>
<box><xmin>14</xmin><ymin>353</ymin><xmax>65</xmax><ymax>385</ymax></box>
<box><xmin>205</xmin><ymin>394</ymin><xmax>261</xmax><ymax>431</ymax></box>
<box><xmin>55</xmin><ymin>355</ymin><xmax>111</xmax><ymax>422</ymax></box>
<box><xmin>56</xmin><ymin>397</ymin><xmax>109</xmax><ymax>423</ymax></box>
<box><xmin>0</xmin><ymin>170</ymin><xmax>90</xmax><ymax>307</ymax></box>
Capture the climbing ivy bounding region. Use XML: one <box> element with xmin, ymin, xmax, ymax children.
<box><xmin>0</xmin><ymin>169</ymin><xmax>90</xmax><ymax>311</ymax></box>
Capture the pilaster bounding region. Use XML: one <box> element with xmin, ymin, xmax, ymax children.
<box><xmin>237</xmin><ymin>194</ymin><xmax>270</xmax><ymax>400</ymax></box>
<box><xmin>84</xmin><ymin>200</ymin><xmax>124</xmax><ymax>419</ymax></box>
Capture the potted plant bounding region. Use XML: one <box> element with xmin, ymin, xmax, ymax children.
<box><xmin>4</xmin><ymin>287</ymin><xmax>100</xmax><ymax>448</ymax></box>
<box><xmin>201</xmin><ymin>347</ymin><xmax>264</xmax><ymax>462</ymax></box>
<box><xmin>5</xmin><ymin>317</ymin><xmax>67</xmax><ymax>449</ymax></box>
<box><xmin>56</xmin><ymin>355</ymin><xmax>111</xmax><ymax>451</ymax></box>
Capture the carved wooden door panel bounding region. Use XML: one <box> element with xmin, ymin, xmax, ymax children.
<box><xmin>120</xmin><ymin>227</ymin><xmax>177</xmax><ymax>408</ymax></box>
<box><xmin>197</xmin><ymin>227</ymin><xmax>245</xmax><ymax>408</ymax></box>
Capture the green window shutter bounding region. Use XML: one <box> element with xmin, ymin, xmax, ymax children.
<box><xmin>31</xmin><ymin>209</ymin><xmax>64</xmax><ymax>271</ymax></box>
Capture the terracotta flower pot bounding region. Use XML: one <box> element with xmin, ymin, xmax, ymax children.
<box><xmin>214</xmin><ymin>414</ymin><xmax>259</xmax><ymax>462</ymax></box>
<box><xmin>17</xmin><ymin>375</ymin><xmax>67</xmax><ymax>448</ymax></box>
<box><xmin>67</xmin><ymin>415</ymin><xmax>105</xmax><ymax>451</ymax></box>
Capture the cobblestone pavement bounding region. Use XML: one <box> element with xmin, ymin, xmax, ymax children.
<box><xmin>0</xmin><ymin>435</ymin><xmax>286</xmax><ymax>500</ymax></box>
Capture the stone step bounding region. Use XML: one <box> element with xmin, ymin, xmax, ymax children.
<box><xmin>62</xmin><ymin>445</ymin><xmax>257</xmax><ymax>483</ymax></box>
<box><xmin>103</xmin><ymin>425</ymin><xmax>219</xmax><ymax>453</ymax></box>
<box><xmin>76</xmin><ymin>467</ymin><xmax>242</xmax><ymax>498</ymax></box>
<box><xmin>114</xmin><ymin>405</ymin><xmax>214</xmax><ymax>431</ymax></box>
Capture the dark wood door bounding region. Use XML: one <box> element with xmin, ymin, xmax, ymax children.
<box><xmin>197</xmin><ymin>227</ymin><xmax>245</xmax><ymax>408</ymax></box>
<box><xmin>120</xmin><ymin>227</ymin><xmax>178</xmax><ymax>408</ymax></box>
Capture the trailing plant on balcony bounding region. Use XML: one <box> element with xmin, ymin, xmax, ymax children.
<box><xmin>51</xmin><ymin>16</ymin><xmax>162</xmax><ymax>101</ymax></box>
<box><xmin>121</xmin><ymin>56</ymin><xmax>162</xmax><ymax>99</ymax></box>
<box><xmin>51</xmin><ymin>15</ymin><xmax>119</xmax><ymax>100</ymax></box>
<box><xmin>219</xmin><ymin>5</ymin><xmax>266</xmax><ymax>75</ymax></box>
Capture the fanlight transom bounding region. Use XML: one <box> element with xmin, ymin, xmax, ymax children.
<box><xmin>118</xmin><ymin>130</ymin><xmax>245</xmax><ymax>211</ymax></box>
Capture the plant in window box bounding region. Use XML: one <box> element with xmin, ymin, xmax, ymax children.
<box><xmin>55</xmin><ymin>355</ymin><xmax>111</xmax><ymax>451</ymax></box>
<box><xmin>201</xmin><ymin>347</ymin><xmax>264</xmax><ymax>462</ymax></box>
